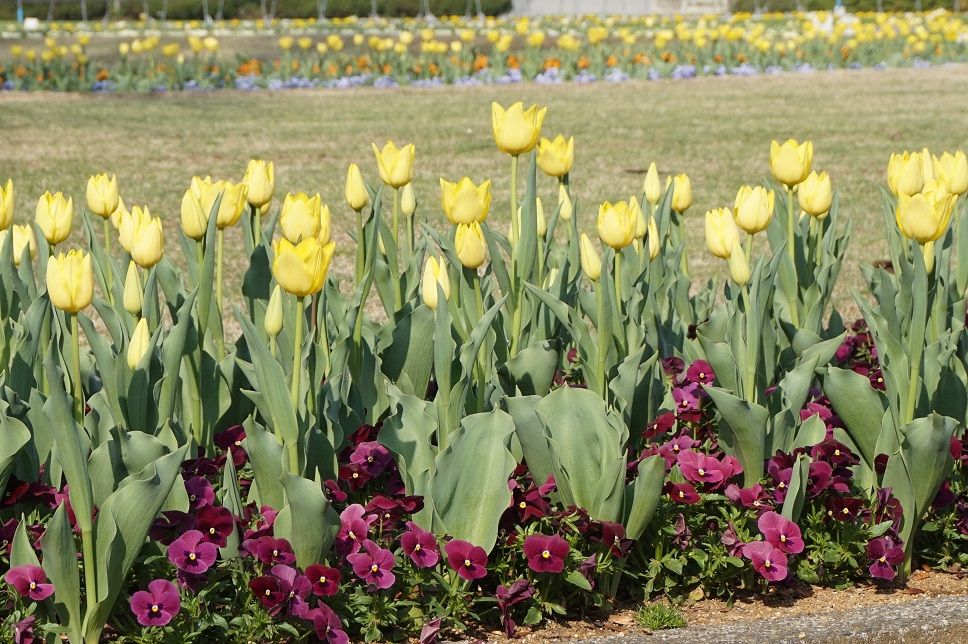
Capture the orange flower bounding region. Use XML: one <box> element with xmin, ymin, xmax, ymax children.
<box><xmin>382</xmin><ymin>63</ymin><xmax>392</xmax><ymax>74</ymax></box>
<box><xmin>714</xmin><ymin>54</ymin><xmax>724</xmax><ymax>64</ymax></box>
<box><xmin>606</xmin><ymin>54</ymin><xmax>618</xmax><ymax>67</ymax></box>
<box><xmin>577</xmin><ymin>56</ymin><xmax>590</xmax><ymax>69</ymax></box>
<box><xmin>506</xmin><ymin>54</ymin><xmax>521</xmax><ymax>69</ymax></box>
<box><xmin>428</xmin><ymin>62</ymin><xmax>439</xmax><ymax>75</ymax></box>
<box><xmin>542</xmin><ymin>57</ymin><xmax>561</xmax><ymax>70</ymax></box>
<box><xmin>473</xmin><ymin>54</ymin><xmax>488</xmax><ymax>71</ymax></box>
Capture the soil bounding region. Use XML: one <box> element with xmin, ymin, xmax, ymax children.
<box><xmin>464</xmin><ymin>569</ymin><xmax>968</xmax><ymax>643</ymax></box>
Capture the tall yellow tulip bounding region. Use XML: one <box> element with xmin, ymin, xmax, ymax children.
<box><xmin>491</xmin><ymin>102</ymin><xmax>547</xmax><ymax>156</ymax></box>
<box><xmin>272</xmin><ymin>237</ymin><xmax>334</xmax><ymax>297</ymax></box>
<box><xmin>345</xmin><ymin>163</ymin><xmax>369</xmax><ymax>212</ymax></box>
<box><xmin>440</xmin><ymin>177</ymin><xmax>491</xmax><ymax>225</ymax></box>
<box><xmin>180</xmin><ymin>185</ymin><xmax>208</xmax><ymax>240</ymax></box>
<box><xmin>733</xmin><ymin>185</ymin><xmax>775</xmax><ymax>234</ymax></box>
<box><xmin>36</xmin><ymin>191</ymin><xmax>73</xmax><ymax>245</ymax></box>
<box><xmin>0</xmin><ymin>179</ymin><xmax>13</xmax><ymax>230</ymax></box>
<box><xmin>770</xmin><ymin>139</ymin><xmax>813</xmax><ymax>186</ymax></box>
<box><xmin>669</xmin><ymin>174</ymin><xmax>693</xmax><ymax>213</ymax></box>
<box><xmin>798</xmin><ymin>171</ymin><xmax>833</xmax><ymax>218</ymax></box>
<box><xmin>896</xmin><ymin>180</ymin><xmax>957</xmax><ymax>244</ymax></box>
<box><xmin>887</xmin><ymin>151</ymin><xmax>925</xmax><ymax>197</ymax></box>
<box><xmin>264</xmin><ymin>285</ymin><xmax>284</xmax><ymax>339</ymax></box>
<box><xmin>536</xmin><ymin>135</ymin><xmax>574</xmax><ymax>177</ymax></box>
<box><xmin>646</xmin><ymin>217</ymin><xmax>660</xmax><ymax>261</ymax></box>
<box><xmin>123</xmin><ymin>260</ymin><xmax>143</xmax><ymax>316</ymax></box>
<box><xmin>421</xmin><ymin>256</ymin><xmax>451</xmax><ymax>311</ymax></box>
<box><xmin>597</xmin><ymin>199</ymin><xmax>638</xmax><ymax>250</ymax></box>
<box><xmin>705</xmin><ymin>207</ymin><xmax>740</xmax><ymax>260</ymax></box>
<box><xmin>213</xmin><ymin>180</ymin><xmax>248</xmax><ymax>229</ymax></box>
<box><xmin>279</xmin><ymin>192</ymin><xmax>323</xmax><ymax>243</ymax></box>
<box><xmin>85</xmin><ymin>173</ymin><xmax>120</xmax><ymax>218</ymax></box>
<box><xmin>128</xmin><ymin>207</ymin><xmax>164</xmax><ymax>269</ymax></box>
<box><xmin>933</xmin><ymin>151</ymin><xmax>968</xmax><ymax>196</ymax></box>
<box><xmin>558</xmin><ymin>184</ymin><xmax>573</xmax><ymax>221</ymax></box>
<box><xmin>46</xmin><ymin>249</ymin><xmax>94</xmax><ymax>313</ymax></box>
<box><xmin>401</xmin><ymin>183</ymin><xmax>417</xmax><ymax>217</ymax></box>
<box><xmin>643</xmin><ymin>162</ymin><xmax>662</xmax><ymax>208</ymax></box>
<box><xmin>0</xmin><ymin>224</ymin><xmax>36</xmax><ymax>266</ymax></box>
<box><xmin>127</xmin><ymin>317</ymin><xmax>151</xmax><ymax>369</ymax></box>
<box><xmin>579</xmin><ymin>233</ymin><xmax>602</xmax><ymax>281</ymax></box>
<box><xmin>372</xmin><ymin>141</ymin><xmax>415</xmax><ymax>188</ymax></box>
<box><xmin>727</xmin><ymin>239</ymin><xmax>751</xmax><ymax>287</ymax></box>
<box><xmin>243</xmin><ymin>159</ymin><xmax>274</xmax><ymax>208</ymax></box>
<box><xmin>118</xmin><ymin>204</ymin><xmax>148</xmax><ymax>253</ymax></box>
<box><xmin>455</xmin><ymin>222</ymin><xmax>488</xmax><ymax>269</ymax></box>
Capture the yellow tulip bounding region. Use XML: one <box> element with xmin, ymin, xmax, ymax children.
<box><xmin>733</xmin><ymin>185</ymin><xmax>775</xmax><ymax>234</ymax></box>
<box><xmin>491</xmin><ymin>102</ymin><xmax>547</xmax><ymax>156</ymax></box>
<box><xmin>243</xmin><ymin>159</ymin><xmax>275</xmax><ymax>208</ymax></box>
<box><xmin>372</xmin><ymin>141</ymin><xmax>415</xmax><ymax>188</ymax></box>
<box><xmin>728</xmin><ymin>239</ymin><xmax>751</xmax><ymax>287</ymax></box>
<box><xmin>46</xmin><ymin>249</ymin><xmax>94</xmax><ymax>313</ymax></box>
<box><xmin>705</xmin><ymin>207</ymin><xmax>740</xmax><ymax>259</ymax></box>
<box><xmin>440</xmin><ymin>177</ymin><xmax>491</xmax><ymax>225</ymax></box>
<box><xmin>597</xmin><ymin>199</ymin><xmax>638</xmax><ymax>250</ymax></box>
<box><xmin>579</xmin><ymin>233</ymin><xmax>602</xmax><ymax>281</ymax></box>
<box><xmin>123</xmin><ymin>260</ymin><xmax>143</xmax><ymax>316</ymax></box>
<box><xmin>0</xmin><ymin>179</ymin><xmax>13</xmax><ymax>230</ymax></box>
<box><xmin>634</xmin><ymin>198</ymin><xmax>648</xmax><ymax>239</ymax></box>
<box><xmin>455</xmin><ymin>222</ymin><xmax>488</xmax><ymax>269</ymax></box>
<box><xmin>798</xmin><ymin>171</ymin><xmax>833</xmax><ymax>218</ymax></box>
<box><xmin>401</xmin><ymin>183</ymin><xmax>416</xmax><ymax>217</ymax></box>
<box><xmin>647</xmin><ymin>217</ymin><xmax>660</xmax><ymax>260</ymax></box>
<box><xmin>127</xmin><ymin>317</ymin><xmax>151</xmax><ymax>369</ymax></box>
<box><xmin>0</xmin><ymin>224</ymin><xmax>36</xmax><ymax>266</ymax></box>
<box><xmin>264</xmin><ymin>284</ymin><xmax>284</xmax><ymax>338</ymax></box>
<box><xmin>278</xmin><ymin>36</ymin><xmax>294</xmax><ymax>50</ymax></box>
<box><xmin>933</xmin><ymin>151</ymin><xmax>968</xmax><ymax>196</ymax></box>
<box><xmin>896</xmin><ymin>180</ymin><xmax>957</xmax><ymax>244</ymax></box>
<box><xmin>180</xmin><ymin>185</ymin><xmax>207</xmax><ymax>240</ymax></box>
<box><xmin>128</xmin><ymin>207</ymin><xmax>164</xmax><ymax>268</ymax></box>
<box><xmin>536</xmin><ymin>135</ymin><xmax>574</xmax><ymax>177</ymax></box>
<box><xmin>110</xmin><ymin>196</ymin><xmax>127</xmax><ymax>230</ymax></box>
<box><xmin>421</xmin><ymin>256</ymin><xmax>451</xmax><ymax>310</ymax></box>
<box><xmin>643</xmin><ymin>162</ymin><xmax>662</xmax><ymax>207</ymax></box>
<box><xmin>888</xmin><ymin>151</ymin><xmax>925</xmax><ymax>197</ymax></box>
<box><xmin>36</xmin><ymin>191</ymin><xmax>74</xmax><ymax>245</ymax></box>
<box><xmin>558</xmin><ymin>184</ymin><xmax>573</xmax><ymax>221</ymax></box>
<box><xmin>272</xmin><ymin>237</ymin><xmax>334</xmax><ymax>297</ymax></box>
<box><xmin>669</xmin><ymin>174</ymin><xmax>693</xmax><ymax>213</ymax></box>
<box><xmin>118</xmin><ymin>204</ymin><xmax>147</xmax><ymax>253</ymax></box>
<box><xmin>345</xmin><ymin>163</ymin><xmax>369</xmax><ymax>212</ymax></box>
<box><xmin>535</xmin><ymin>197</ymin><xmax>547</xmax><ymax>237</ymax></box>
<box><xmin>770</xmin><ymin>139</ymin><xmax>813</xmax><ymax>186</ymax></box>
<box><xmin>279</xmin><ymin>192</ymin><xmax>322</xmax><ymax>243</ymax></box>
<box><xmin>85</xmin><ymin>173</ymin><xmax>120</xmax><ymax>218</ymax></box>
<box><xmin>920</xmin><ymin>147</ymin><xmax>935</xmax><ymax>183</ymax></box>
<box><xmin>213</xmin><ymin>180</ymin><xmax>248</xmax><ymax>229</ymax></box>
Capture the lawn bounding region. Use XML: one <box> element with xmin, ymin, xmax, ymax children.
<box><xmin>2</xmin><ymin>63</ymin><xmax>967</xmax><ymax>310</ymax></box>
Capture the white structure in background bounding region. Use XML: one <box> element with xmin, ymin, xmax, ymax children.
<box><xmin>511</xmin><ymin>0</ymin><xmax>729</xmax><ymax>14</ymax></box>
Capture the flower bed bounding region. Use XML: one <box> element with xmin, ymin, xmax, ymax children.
<box><xmin>1</xmin><ymin>102</ymin><xmax>967</xmax><ymax>642</ymax></box>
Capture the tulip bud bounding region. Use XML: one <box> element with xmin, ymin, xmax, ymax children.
<box><xmin>669</xmin><ymin>174</ymin><xmax>692</xmax><ymax>213</ymax></box>
<box><xmin>491</xmin><ymin>101</ymin><xmax>547</xmax><ymax>156</ymax></box>
<box><xmin>535</xmin><ymin>197</ymin><xmax>547</xmax><ymax>237</ymax></box>
<box><xmin>279</xmin><ymin>192</ymin><xmax>323</xmax><ymax>243</ymax></box>
<box><xmin>47</xmin><ymin>249</ymin><xmax>94</xmax><ymax>313</ymax></box>
<box><xmin>372</xmin><ymin>141</ymin><xmax>415</xmax><ymax>188</ymax></box>
<box><xmin>110</xmin><ymin>197</ymin><xmax>127</xmax><ymax>231</ymax></box>
<box><xmin>770</xmin><ymin>139</ymin><xmax>813</xmax><ymax>187</ymax></box>
<box><xmin>933</xmin><ymin>151</ymin><xmax>968</xmax><ymax>196</ymax></box>
<box><xmin>214</xmin><ymin>180</ymin><xmax>248</xmax><ymax>229</ymax></box>
<box><xmin>243</xmin><ymin>159</ymin><xmax>274</xmax><ymax>208</ymax></box>
<box><xmin>421</xmin><ymin>256</ymin><xmax>451</xmax><ymax>311</ymax></box>
<box><xmin>123</xmin><ymin>261</ymin><xmax>143</xmax><ymax>316</ymax></box>
<box><xmin>733</xmin><ymin>185</ymin><xmax>775</xmax><ymax>234</ymax></box>
<box><xmin>558</xmin><ymin>184</ymin><xmax>573</xmax><ymax>221</ymax></box>
<box><xmin>35</xmin><ymin>191</ymin><xmax>73</xmax><ymax>245</ymax></box>
<box><xmin>536</xmin><ymin>135</ymin><xmax>575</xmax><ymax>178</ymax></box>
<box><xmin>180</xmin><ymin>187</ymin><xmax>207</xmax><ymax>240</ymax></box>
<box><xmin>128</xmin><ymin>206</ymin><xmax>164</xmax><ymax>268</ymax></box>
<box><xmin>643</xmin><ymin>162</ymin><xmax>662</xmax><ymax>207</ymax></box>
<box><xmin>455</xmin><ymin>222</ymin><xmax>488</xmax><ymax>269</ymax></box>
<box><xmin>127</xmin><ymin>318</ymin><xmax>151</xmax><ymax>369</ymax></box>
<box><xmin>401</xmin><ymin>183</ymin><xmax>416</xmax><ymax>217</ymax></box>
<box><xmin>633</xmin><ymin>198</ymin><xmax>647</xmax><ymax>239</ymax></box>
<box><xmin>1</xmin><ymin>224</ymin><xmax>36</xmax><ymax>267</ymax></box>
<box><xmin>542</xmin><ymin>267</ymin><xmax>560</xmax><ymax>289</ymax></box>
<box><xmin>0</xmin><ymin>179</ymin><xmax>13</xmax><ymax>230</ymax></box>
<box><xmin>597</xmin><ymin>199</ymin><xmax>637</xmax><ymax>250</ymax></box>
<box><xmin>728</xmin><ymin>240</ymin><xmax>751</xmax><ymax>287</ymax></box>
<box><xmin>265</xmin><ymin>285</ymin><xmax>284</xmax><ymax>338</ymax></box>
<box><xmin>647</xmin><ymin>217</ymin><xmax>660</xmax><ymax>261</ymax></box>
<box><xmin>887</xmin><ymin>151</ymin><xmax>925</xmax><ymax>197</ymax></box>
<box><xmin>345</xmin><ymin>163</ymin><xmax>370</xmax><ymax>212</ymax></box>
<box><xmin>86</xmin><ymin>173</ymin><xmax>120</xmax><ymax>218</ymax></box>
<box><xmin>579</xmin><ymin>233</ymin><xmax>602</xmax><ymax>281</ymax></box>
<box><xmin>705</xmin><ymin>207</ymin><xmax>739</xmax><ymax>260</ymax></box>
<box><xmin>440</xmin><ymin>177</ymin><xmax>491</xmax><ymax>225</ymax></box>
<box><xmin>798</xmin><ymin>171</ymin><xmax>833</xmax><ymax>218</ymax></box>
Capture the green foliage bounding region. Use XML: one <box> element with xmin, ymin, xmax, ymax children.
<box><xmin>635</xmin><ymin>603</ymin><xmax>687</xmax><ymax>630</ymax></box>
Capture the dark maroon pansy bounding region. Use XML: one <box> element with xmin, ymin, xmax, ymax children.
<box><xmin>13</xmin><ymin>615</ymin><xmax>35</xmax><ymax>644</ymax></box>
<box><xmin>522</xmin><ymin>534</ymin><xmax>569</xmax><ymax>574</ymax></box>
<box><xmin>444</xmin><ymin>539</ymin><xmax>488</xmax><ymax>581</ymax></box>
<box><xmin>184</xmin><ymin>476</ymin><xmax>215</xmax><ymax>510</ymax></box>
<box><xmin>129</xmin><ymin>579</ymin><xmax>180</xmax><ymax>627</ymax></box>
<box><xmin>866</xmin><ymin>537</ymin><xmax>904</xmax><ymax>580</ymax></box>
<box><xmin>214</xmin><ymin>425</ymin><xmax>248</xmax><ymax>467</ymax></box>
<box><xmin>685</xmin><ymin>360</ymin><xmax>715</xmax><ymax>385</ymax></box>
<box><xmin>401</xmin><ymin>521</ymin><xmax>439</xmax><ymax>568</ymax></box>
<box><xmin>0</xmin><ymin>517</ymin><xmax>18</xmax><ymax>557</ymax></box>
<box><xmin>167</xmin><ymin>529</ymin><xmax>218</xmax><ymax>574</ymax></box>
<box><xmin>495</xmin><ymin>579</ymin><xmax>536</xmax><ymax>638</ymax></box>
<box><xmin>243</xmin><ymin>536</ymin><xmax>295</xmax><ymax>566</ymax></box>
<box><xmin>149</xmin><ymin>510</ymin><xmax>195</xmax><ymax>546</ymax></box>
<box><xmin>644</xmin><ymin>411</ymin><xmax>677</xmax><ymax>440</ymax></box>
<box><xmin>195</xmin><ymin>505</ymin><xmax>236</xmax><ymax>547</ymax></box>
<box><xmin>665</xmin><ymin>481</ymin><xmax>700</xmax><ymax>504</ymax></box>
<box><xmin>5</xmin><ymin>565</ymin><xmax>54</xmax><ymax>601</ymax></box>
<box><xmin>304</xmin><ymin>563</ymin><xmax>342</xmax><ymax>597</ymax></box>
<box><xmin>249</xmin><ymin>575</ymin><xmax>288</xmax><ymax>613</ymax></box>
<box><xmin>350</xmin><ymin>441</ymin><xmax>393</xmax><ymax>478</ymax></box>
<box><xmin>309</xmin><ymin>603</ymin><xmax>350</xmax><ymax>644</ymax></box>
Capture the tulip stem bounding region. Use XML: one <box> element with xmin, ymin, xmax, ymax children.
<box><xmin>291</xmin><ymin>296</ymin><xmax>305</xmax><ymax>408</ymax></box>
<box><xmin>318</xmin><ymin>291</ymin><xmax>331</xmax><ymax>377</ymax></box>
<box><xmin>102</xmin><ymin>218</ymin><xmax>114</xmax><ymax>305</ymax></box>
<box><xmin>510</xmin><ymin>155</ymin><xmax>519</xmax><ymax>243</ymax></box>
<box><xmin>80</xmin><ymin>526</ymin><xmax>97</xmax><ymax>615</ymax></box>
<box><xmin>392</xmin><ymin>188</ymin><xmax>400</xmax><ymax>265</ymax></box>
<box><xmin>613</xmin><ymin>252</ymin><xmax>623</xmax><ymax>306</ymax></box>
<box><xmin>215</xmin><ymin>229</ymin><xmax>225</xmax><ymax>360</ymax></box>
<box><xmin>355</xmin><ymin>211</ymin><xmax>365</xmax><ymax>285</ymax></box>
<box><xmin>69</xmin><ymin>314</ymin><xmax>84</xmax><ymax>423</ymax></box>
<box><xmin>251</xmin><ymin>203</ymin><xmax>262</xmax><ymax>247</ymax></box>
<box><xmin>786</xmin><ymin>185</ymin><xmax>796</xmax><ymax>268</ymax></box>
<box><xmin>596</xmin><ymin>282</ymin><xmax>607</xmax><ymax>398</ymax></box>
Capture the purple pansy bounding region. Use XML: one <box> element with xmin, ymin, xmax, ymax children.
<box><xmin>129</xmin><ymin>579</ymin><xmax>181</xmax><ymax>627</ymax></box>
<box><xmin>347</xmin><ymin>539</ymin><xmax>396</xmax><ymax>590</ymax></box>
<box><xmin>444</xmin><ymin>539</ymin><xmax>488</xmax><ymax>581</ymax></box>
<box><xmin>757</xmin><ymin>511</ymin><xmax>804</xmax><ymax>554</ymax></box>
<box><xmin>244</xmin><ymin>536</ymin><xmax>296</xmax><ymax>566</ymax></box>
<box><xmin>349</xmin><ymin>441</ymin><xmax>393</xmax><ymax>478</ymax></box>
<box><xmin>743</xmin><ymin>540</ymin><xmax>788</xmax><ymax>582</ymax></box>
<box><xmin>304</xmin><ymin>563</ymin><xmax>342</xmax><ymax>597</ymax></box>
<box><xmin>522</xmin><ymin>534</ymin><xmax>569</xmax><ymax>574</ymax></box>
<box><xmin>184</xmin><ymin>476</ymin><xmax>215</xmax><ymax>510</ymax></box>
<box><xmin>866</xmin><ymin>537</ymin><xmax>904</xmax><ymax>580</ymax></box>
<box><xmin>5</xmin><ymin>565</ymin><xmax>54</xmax><ymax>601</ymax></box>
<box><xmin>167</xmin><ymin>530</ymin><xmax>218</xmax><ymax>574</ymax></box>
<box><xmin>677</xmin><ymin>450</ymin><xmax>726</xmax><ymax>486</ymax></box>
<box><xmin>195</xmin><ymin>505</ymin><xmax>235</xmax><ymax>547</ymax></box>
<box><xmin>401</xmin><ymin>521</ymin><xmax>439</xmax><ymax>568</ymax></box>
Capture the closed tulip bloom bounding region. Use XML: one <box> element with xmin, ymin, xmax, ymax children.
<box><xmin>647</xmin><ymin>217</ymin><xmax>660</xmax><ymax>260</ymax></box>
<box><xmin>888</xmin><ymin>151</ymin><xmax>925</xmax><ymax>197</ymax></box>
<box><xmin>669</xmin><ymin>174</ymin><xmax>693</xmax><ymax>213</ymax></box>
<box><xmin>634</xmin><ymin>198</ymin><xmax>648</xmax><ymax>239</ymax></box>
<box><xmin>279</xmin><ymin>192</ymin><xmax>322</xmax><ymax>243</ymax></box>
<box><xmin>272</xmin><ymin>237</ymin><xmax>334</xmax><ymax>298</ymax></box>
<box><xmin>264</xmin><ymin>285</ymin><xmax>284</xmax><ymax>338</ymax></box>
<box><xmin>345</xmin><ymin>163</ymin><xmax>369</xmax><ymax>212</ymax></box>
<box><xmin>920</xmin><ymin>147</ymin><xmax>935</xmax><ymax>183</ymax></box>
<box><xmin>558</xmin><ymin>184</ymin><xmax>573</xmax><ymax>221</ymax></box>
<box><xmin>318</xmin><ymin>204</ymin><xmax>333</xmax><ymax>245</ymax></box>
<box><xmin>770</xmin><ymin>139</ymin><xmax>813</xmax><ymax>186</ymax></box>
<box><xmin>128</xmin><ymin>207</ymin><xmax>164</xmax><ymax>268</ymax></box>
<box><xmin>110</xmin><ymin>196</ymin><xmax>127</xmax><ymax>230</ymax></box>
<box><xmin>123</xmin><ymin>261</ymin><xmax>143</xmax><ymax>316</ymax></box>
<box><xmin>933</xmin><ymin>151</ymin><xmax>968</xmax><ymax>196</ymax></box>
<box><xmin>537</xmin><ymin>135</ymin><xmax>574</xmax><ymax>177</ymax></box>
<box><xmin>0</xmin><ymin>225</ymin><xmax>36</xmax><ymax>266</ymax></box>
<box><xmin>728</xmin><ymin>239</ymin><xmax>751</xmax><ymax>287</ymax></box>
<box><xmin>36</xmin><ymin>191</ymin><xmax>73</xmax><ymax>245</ymax></box>
<box><xmin>643</xmin><ymin>162</ymin><xmax>662</xmax><ymax>207</ymax></box>
<box><xmin>579</xmin><ymin>233</ymin><xmax>602</xmax><ymax>281</ymax></box>
<box><xmin>491</xmin><ymin>102</ymin><xmax>547</xmax><ymax>156</ymax></box>
<box><xmin>180</xmin><ymin>187</ymin><xmax>207</xmax><ymax>240</ymax></box>
<box><xmin>896</xmin><ymin>180</ymin><xmax>958</xmax><ymax>244</ymax></box>
<box><xmin>0</xmin><ymin>179</ymin><xmax>13</xmax><ymax>230</ymax></box>
<box><xmin>421</xmin><ymin>256</ymin><xmax>450</xmax><ymax>310</ymax></box>
<box><xmin>401</xmin><ymin>183</ymin><xmax>416</xmax><ymax>217</ymax></box>
<box><xmin>243</xmin><ymin>159</ymin><xmax>274</xmax><ymax>208</ymax></box>
<box><xmin>733</xmin><ymin>185</ymin><xmax>775</xmax><ymax>234</ymax></box>
<box><xmin>455</xmin><ymin>222</ymin><xmax>487</xmax><ymax>269</ymax></box>
<box><xmin>705</xmin><ymin>207</ymin><xmax>740</xmax><ymax>259</ymax></box>
<box><xmin>536</xmin><ymin>197</ymin><xmax>547</xmax><ymax>237</ymax></box>
<box><xmin>440</xmin><ymin>177</ymin><xmax>492</xmax><ymax>225</ymax></box>
<box><xmin>127</xmin><ymin>317</ymin><xmax>151</xmax><ymax>369</ymax></box>
<box><xmin>46</xmin><ymin>249</ymin><xmax>94</xmax><ymax>313</ymax></box>
<box><xmin>118</xmin><ymin>205</ymin><xmax>148</xmax><ymax>253</ymax></box>
<box><xmin>798</xmin><ymin>171</ymin><xmax>833</xmax><ymax>218</ymax></box>
<box><xmin>85</xmin><ymin>173</ymin><xmax>120</xmax><ymax>218</ymax></box>
<box><xmin>597</xmin><ymin>199</ymin><xmax>638</xmax><ymax>250</ymax></box>
<box><xmin>372</xmin><ymin>141</ymin><xmax>415</xmax><ymax>188</ymax></box>
<box><xmin>213</xmin><ymin>180</ymin><xmax>248</xmax><ymax>229</ymax></box>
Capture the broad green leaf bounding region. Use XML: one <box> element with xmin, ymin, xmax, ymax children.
<box><xmin>274</xmin><ymin>472</ymin><xmax>340</xmax><ymax>568</ymax></box>
<box><xmin>705</xmin><ymin>386</ymin><xmax>768</xmax><ymax>487</ymax></box>
<box><xmin>623</xmin><ymin>455</ymin><xmax>665</xmax><ymax>541</ymax></box>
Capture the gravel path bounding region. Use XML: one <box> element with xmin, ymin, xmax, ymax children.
<box><xmin>575</xmin><ymin>594</ymin><xmax>968</xmax><ymax>643</ymax></box>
